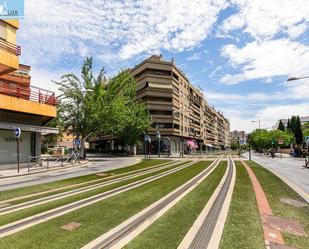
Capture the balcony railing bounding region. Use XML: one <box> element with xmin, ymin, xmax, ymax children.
<box><xmin>0</xmin><ymin>82</ymin><xmax>56</xmax><ymax>106</ymax></box>
<box><xmin>0</xmin><ymin>39</ymin><xmax>21</xmax><ymax>56</ymax></box>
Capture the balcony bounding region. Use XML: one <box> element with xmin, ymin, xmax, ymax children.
<box><xmin>0</xmin><ymin>82</ymin><xmax>56</xmax><ymax>105</ymax></box>
<box><xmin>0</xmin><ymin>39</ymin><xmax>21</xmax><ymax>75</ymax></box>
<box><xmin>0</xmin><ymin>83</ymin><xmax>57</xmax><ymax>123</ymax></box>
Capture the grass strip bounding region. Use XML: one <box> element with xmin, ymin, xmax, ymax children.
<box><xmin>124</xmin><ymin>161</ymin><xmax>227</xmax><ymax>249</ymax></box>
<box><xmin>247</xmin><ymin>161</ymin><xmax>309</xmax><ymax>249</ymax></box>
<box><xmin>0</xmin><ymin>161</ymin><xmax>187</xmax><ymax>227</ymax></box>
<box><xmin>219</xmin><ymin>161</ymin><xmax>264</xmax><ymax>249</ymax></box>
<box><xmin>7</xmin><ymin>160</ymin><xmax>178</xmax><ymax>206</ymax></box>
<box><xmin>0</xmin><ymin>161</ymin><xmax>212</xmax><ymax>249</ymax></box>
<box><xmin>0</xmin><ymin>159</ymin><xmax>170</xmax><ymax>202</ymax></box>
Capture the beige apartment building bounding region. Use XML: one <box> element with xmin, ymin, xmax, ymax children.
<box><xmin>90</xmin><ymin>55</ymin><xmax>230</xmax><ymax>155</ymax></box>
<box><xmin>132</xmin><ymin>55</ymin><xmax>230</xmax><ymax>154</ymax></box>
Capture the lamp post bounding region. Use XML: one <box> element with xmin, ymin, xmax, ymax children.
<box><xmin>251</xmin><ymin>119</ymin><xmax>261</xmax><ymax>156</ymax></box>
<box><xmin>173</xmin><ymin>108</ymin><xmax>189</xmax><ymax>157</ymax></box>
<box><xmin>287</xmin><ymin>76</ymin><xmax>309</xmax><ymax>81</ymax></box>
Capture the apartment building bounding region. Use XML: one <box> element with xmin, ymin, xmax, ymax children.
<box><xmin>0</xmin><ymin>20</ymin><xmax>58</xmax><ymax>165</ymax></box>
<box><xmin>90</xmin><ymin>55</ymin><xmax>230</xmax><ymax>155</ymax></box>
<box><xmin>131</xmin><ymin>55</ymin><xmax>230</xmax><ymax>155</ymax></box>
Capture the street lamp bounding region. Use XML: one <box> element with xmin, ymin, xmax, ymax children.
<box><xmin>173</xmin><ymin>108</ymin><xmax>190</xmax><ymax>157</ymax></box>
<box><xmin>251</xmin><ymin>119</ymin><xmax>261</xmax><ymax>156</ymax></box>
<box><xmin>287</xmin><ymin>76</ymin><xmax>309</xmax><ymax>81</ymax></box>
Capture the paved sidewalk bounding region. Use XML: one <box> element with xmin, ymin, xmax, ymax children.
<box><xmin>0</xmin><ymin>157</ymin><xmax>140</xmax><ymax>191</ymax></box>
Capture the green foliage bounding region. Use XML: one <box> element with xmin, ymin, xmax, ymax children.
<box><xmin>104</xmin><ymin>71</ymin><xmax>151</xmax><ymax>150</ymax></box>
<box><xmin>286</xmin><ymin>116</ymin><xmax>304</xmax><ymax>145</ymax></box>
<box><xmin>294</xmin><ymin>116</ymin><xmax>303</xmax><ymax>144</ymax></box>
<box><xmin>249</xmin><ymin>129</ymin><xmax>293</xmax><ymax>150</ymax></box>
<box><xmin>55</xmin><ymin>58</ymin><xmax>151</xmax><ymax>156</ymax></box>
<box><xmin>303</xmin><ymin>128</ymin><xmax>309</xmax><ymax>137</ymax></box>
<box><xmin>278</xmin><ymin>119</ymin><xmax>285</xmax><ymax>131</ymax></box>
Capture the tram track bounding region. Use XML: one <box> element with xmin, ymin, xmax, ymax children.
<box><xmin>0</xmin><ymin>160</ymin><xmax>176</xmax><ymax>206</ymax></box>
<box><xmin>0</xmin><ymin>159</ymin><xmax>202</xmax><ymax>238</ymax></box>
<box><xmin>80</xmin><ymin>156</ymin><xmax>223</xmax><ymax>249</ymax></box>
<box><xmin>0</xmin><ymin>160</ymin><xmax>186</xmax><ymax>216</ymax></box>
<box><xmin>178</xmin><ymin>156</ymin><xmax>236</xmax><ymax>249</ymax></box>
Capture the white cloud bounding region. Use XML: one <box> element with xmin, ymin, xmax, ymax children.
<box><xmin>220</xmin><ymin>39</ymin><xmax>309</xmax><ymax>84</ymax></box>
<box><xmin>221</xmin><ymin>0</ymin><xmax>309</xmax><ymax>40</ymax></box>
<box><xmin>219</xmin><ymin>102</ymin><xmax>309</xmax><ymax>132</ymax></box>
<box><xmin>187</xmin><ymin>52</ymin><xmax>202</xmax><ymax>61</ymax></box>
<box><xmin>18</xmin><ymin>0</ymin><xmax>228</xmax><ymax>66</ymax></box>
<box><xmin>29</xmin><ymin>68</ymin><xmax>66</xmax><ymax>95</ymax></box>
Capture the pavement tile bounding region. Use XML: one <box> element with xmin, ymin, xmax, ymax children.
<box><xmin>60</xmin><ymin>222</ymin><xmax>81</xmax><ymax>231</ymax></box>
<box><xmin>263</xmin><ymin>214</ymin><xmax>306</xmax><ymax>236</ymax></box>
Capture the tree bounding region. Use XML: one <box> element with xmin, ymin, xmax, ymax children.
<box><xmin>249</xmin><ymin>129</ymin><xmax>293</xmax><ymax>151</ymax></box>
<box><xmin>104</xmin><ymin>71</ymin><xmax>151</xmax><ymax>153</ymax></box>
<box><xmin>290</xmin><ymin>116</ymin><xmax>297</xmax><ymax>133</ymax></box>
<box><xmin>278</xmin><ymin>120</ymin><xmax>285</xmax><ymax>131</ymax></box>
<box><xmin>286</xmin><ymin>119</ymin><xmax>291</xmax><ymax>132</ymax></box>
<box><xmin>55</xmin><ymin>57</ymin><xmax>106</xmax><ymax>158</ymax></box>
<box><xmin>294</xmin><ymin>116</ymin><xmax>303</xmax><ymax>145</ymax></box>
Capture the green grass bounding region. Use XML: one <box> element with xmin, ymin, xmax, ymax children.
<box><xmin>0</xmin><ymin>161</ymin><xmax>212</xmax><ymax>249</ymax></box>
<box><xmin>219</xmin><ymin>161</ymin><xmax>264</xmax><ymax>249</ymax></box>
<box><xmin>247</xmin><ymin>161</ymin><xmax>309</xmax><ymax>249</ymax></box>
<box><xmin>0</xmin><ymin>159</ymin><xmax>170</xmax><ymax>202</ymax></box>
<box><xmin>0</xmin><ymin>161</ymin><xmax>185</xmax><ymax>227</ymax></box>
<box><xmin>124</xmin><ymin>161</ymin><xmax>227</xmax><ymax>249</ymax></box>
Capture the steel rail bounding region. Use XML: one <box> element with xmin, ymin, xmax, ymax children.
<box><xmin>0</xmin><ymin>160</ymin><xmax>202</xmax><ymax>238</ymax></box>
<box><xmin>0</xmin><ymin>160</ymin><xmax>185</xmax><ymax>215</ymax></box>
<box><xmin>82</xmin><ymin>156</ymin><xmax>222</xmax><ymax>249</ymax></box>
<box><xmin>0</xmin><ymin>160</ymin><xmax>177</xmax><ymax>206</ymax></box>
<box><xmin>188</xmin><ymin>156</ymin><xmax>234</xmax><ymax>249</ymax></box>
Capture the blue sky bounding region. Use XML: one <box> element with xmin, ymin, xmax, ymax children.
<box><xmin>17</xmin><ymin>0</ymin><xmax>309</xmax><ymax>132</ymax></box>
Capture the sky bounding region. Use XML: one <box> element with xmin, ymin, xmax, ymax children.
<box><xmin>17</xmin><ymin>0</ymin><xmax>309</xmax><ymax>132</ymax></box>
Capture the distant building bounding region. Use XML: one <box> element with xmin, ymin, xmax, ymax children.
<box><xmin>230</xmin><ymin>130</ymin><xmax>246</xmax><ymax>145</ymax></box>
<box><xmin>273</xmin><ymin>116</ymin><xmax>309</xmax><ymax>129</ymax></box>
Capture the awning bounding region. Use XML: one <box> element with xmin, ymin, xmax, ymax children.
<box><xmin>0</xmin><ymin>122</ymin><xmax>59</xmax><ymax>134</ymax></box>
<box><xmin>187</xmin><ymin>139</ymin><xmax>198</xmax><ymax>149</ymax></box>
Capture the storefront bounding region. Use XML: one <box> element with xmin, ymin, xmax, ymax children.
<box><xmin>0</xmin><ymin>122</ymin><xmax>58</xmax><ymax>165</ymax></box>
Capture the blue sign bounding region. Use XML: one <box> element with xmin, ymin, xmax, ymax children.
<box><xmin>0</xmin><ymin>0</ymin><xmax>24</xmax><ymax>19</ymax></box>
<box><xmin>74</xmin><ymin>139</ymin><xmax>81</xmax><ymax>146</ymax></box>
<box><xmin>144</xmin><ymin>135</ymin><xmax>151</xmax><ymax>143</ymax></box>
<box><xmin>14</xmin><ymin>127</ymin><xmax>21</xmax><ymax>138</ymax></box>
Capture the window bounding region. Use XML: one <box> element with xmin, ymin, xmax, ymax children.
<box><xmin>0</xmin><ymin>21</ymin><xmax>6</xmax><ymax>40</ymax></box>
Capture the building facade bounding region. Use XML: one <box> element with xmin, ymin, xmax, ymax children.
<box><xmin>90</xmin><ymin>55</ymin><xmax>230</xmax><ymax>155</ymax></box>
<box><xmin>230</xmin><ymin>130</ymin><xmax>246</xmax><ymax>145</ymax></box>
<box><xmin>0</xmin><ymin>20</ymin><xmax>58</xmax><ymax>165</ymax></box>
<box><xmin>131</xmin><ymin>55</ymin><xmax>230</xmax><ymax>154</ymax></box>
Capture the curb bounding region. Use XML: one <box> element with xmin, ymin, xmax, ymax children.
<box><xmin>0</xmin><ymin>161</ymin><xmax>91</xmax><ymax>180</ymax></box>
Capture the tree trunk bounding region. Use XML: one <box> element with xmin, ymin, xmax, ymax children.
<box><xmin>80</xmin><ymin>137</ymin><xmax>86</xmax><ymax>159</ymax></box>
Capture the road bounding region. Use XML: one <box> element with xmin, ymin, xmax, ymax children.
<box><xmin>244</xmin><ymin>152</ymin><xmax>309</xmax><ymax>202</ymax></box>
<box><xmin>0</xmin><ymin>157</ymin><xmax>140</xmax><ymax>191</ymax></box>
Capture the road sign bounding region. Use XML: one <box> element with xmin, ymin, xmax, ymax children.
<box><xmin>74</xmin><ymin>139</ymin><xmax>81</xmax><ymax>147</ymax></box>
<box><xmin>14</xmin><ymin>127</ymin><xmax>21</xmax><ymax>174</ymax></box>
<box><xmin>277</xmin><ymin>138</ymin><xmax>284</xmax><ymax>145</ymax></box>
<box><xmin>14</xmin><ymin>127</ymin><xmax>21</xmax><ymax>138</ymax></box>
